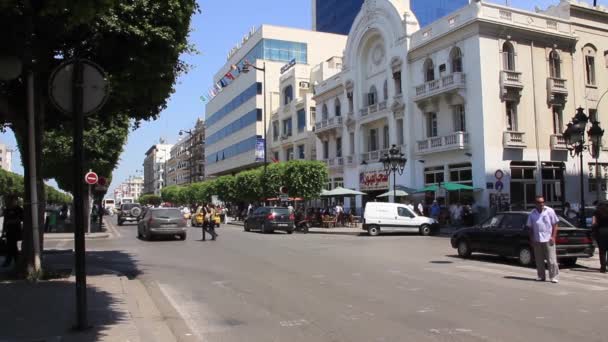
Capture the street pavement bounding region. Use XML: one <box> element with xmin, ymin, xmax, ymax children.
<box><xmin>44</xmin><ymin>216</ymin><xmax>608</xmax><ymax>342</ymax></box>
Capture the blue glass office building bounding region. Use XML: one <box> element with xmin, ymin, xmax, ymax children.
<box><xmin>314</xmin><ymin>0</ymin><xmax>469</xmax><ymax>34</ymax></box>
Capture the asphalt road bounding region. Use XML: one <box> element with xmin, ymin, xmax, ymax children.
<box><xmin>47</xmin><ymin>217</ymin><xmax>608</xmax><ymax>342</ymax></box>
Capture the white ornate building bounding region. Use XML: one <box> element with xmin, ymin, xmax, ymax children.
<box><xmin>313</xmin><ymin>0</ymin><xmax>608</xmax><ymax>214</ymax></box>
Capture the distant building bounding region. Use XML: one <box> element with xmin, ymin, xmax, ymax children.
<box><xmin>190</xmin><ymin>119</ymin><xmax>206</xmax><ymax>183</ymax></box>
<box><xmin>114</xmin><ymin>176</ymin><xmax>144</xmax><ymax>203</ymax></box>
<box><xmin>166</xmin><ymin>137</ymin><xmax>191</xmax><ymax>186</ymax></box>
<box><xmin>0</xmin><ymin>143</ymin><xmax>12</xmax><ymax>172</ymax></box>
<box><xmin>166</xmin><ymin>118</ymin><xmax>206</xmax><ymax>185</ymax></box>
<box><xmin>143</xmin><ymin>141</ymin><xmax>172</xmax><ymax>196</ymax></box>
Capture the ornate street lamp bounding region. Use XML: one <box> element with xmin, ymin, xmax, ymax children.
<box><xmin>380</xmin><ymin>144</ymin><xmax>407</xmax><ymax>203</ymax></box>
<box><xmin>562</xmin><ymin>107</ymin><xmax>604</xmax><ymax>227</ymax></box>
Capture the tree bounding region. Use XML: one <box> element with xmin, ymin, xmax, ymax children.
<box><xmin>212</xmin><ymin>175</ymin><xmax>237</xmax><ymax>203</ymax></box>
<box><xmin>235</xmin><ymin>169</ymin><xmax>262</xmax><ymax>203</ymax></box>
<box><xmin>138</xmin><ymin>194</ymin><xmax>162</xmax><ymax>207</ymax></box>
<box><xmin>283</xmin><ymin>161</ymin><xmax>328</xmax><ymax>201</ymax></box>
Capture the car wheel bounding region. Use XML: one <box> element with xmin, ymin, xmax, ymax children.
<box><xmin>457</xmin><ymin>239</ymin><xmax>472</xmax><ymax>258</ymax></box>
<box><xmin>244</xmin><ymin>222</ymin><xmax>250</xmax><ymax>232</ymax></box>
<box><xmin>179</xmin><ymin>233</ymin><xmax>187</xmax><ymax>240</ymax></box>
<box><xmin>287</xmin><ymin>229</ymin><xmax>294</xmax><ymax>234</ymax></box>
<box><xmin>518</xmin><ymin>246</ymin><xmax>533</xmax><ymax>267</ymax></box>
<box><xmin>419</xmin><ymin>224</ymin><xmax>431</xmax><ymax>236</ymax></box>
<box><xmin>368</xmin><ymin>225</ymin><xmax>380</xmax><ymax>236</ymax></box>
<box><xmin>117</xmin><ymin>220</ymin><xmax>123</xmax><ymax>226</ymax></box>
<box><xmin>303</xmin><ymin>223</ymin><xmax>309</xmax><ymax>234</ymax></box>
<box><xmin>561</xmin><ymin>257</ymin><xmax>577</xmax><ymax>267</ymax></box>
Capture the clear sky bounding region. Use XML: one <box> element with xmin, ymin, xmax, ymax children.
<box><xmin>0</xmin><ymin>0</ymin><xmax>601</xmax><ymax>196</ymax></box>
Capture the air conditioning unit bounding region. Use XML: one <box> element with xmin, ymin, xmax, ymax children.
<box><xmin>299</xmin><ymin>81</ymin><xmax>310</xmax><ymax>89</ymax></box>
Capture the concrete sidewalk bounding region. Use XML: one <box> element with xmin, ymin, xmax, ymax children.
<box><xmin>0</xmin><ymin>257</ymin><xmax>178</xmax><ymax>341</ymax></box>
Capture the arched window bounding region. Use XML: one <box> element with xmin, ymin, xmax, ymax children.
<box><xmin>322</xmin><ymin>104</ymin><xmax>328</xmax><ymax>120</ymax></box>
<box><xmin>450</xmin><ymin>47</ymin><xmax>463</xmax><ymax>73</ymax></box>
<box><xmin>383</xmin><ymin>79</ymin><xmax>388</xmax><ymax>100</ymax></box>
<box><xmin>424</xmin><ymin>59</ymin><xmax>435</xmax><ymax>82</ymax></box>
<box><xmin>368</xmin><ymin>86</ymin><xmax>378</xmax><ymax>106</ymax></box>
<box><xmin>283</xmin><ymin>85</ymin><xmax>293</xmax><ymax>105</ymax></box>
<box><xmin>335</xmin><ymin>98</ymin><xmax>341</xmax><ymax>117</ymax></box>
<box><xmin>502</xmin><ymin>42</ymin><xmax>515</xmax><ymax>71</ymax></box>
<box><xmin>583</xmin><ymin>45</ymin><xmax>597</xmax><ymax>86</ymax></box>
<box><xmin>549</xmin><ymin>50</ymin><xmax>561</xmax><ymax>78</ymax></box>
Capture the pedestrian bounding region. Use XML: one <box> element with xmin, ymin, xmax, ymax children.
<box><xmin>2</xmin><ymin>195</ymin><xmax>24</xmax><ymax>268</ymax></box>
<box><xmin>592</xmin><ymin>201</ymin><xmax>608</xmax><ymax>273</ymax></box>
<box><xmin>417</xmin><ymin>202</ymin><xmax>424</xmax><ymax>216</ymax></box>
<box><xmin>454</xmin><ymin>202</ymin><xmax>463</xmax><ymax>226</ymax></box>
<box><xmin>526</xmin><ymin>195</ymin><xmax>560</xmax><ymax>283</ymax></box>
<box><xmin>430</xmin><ymin>200</ymin><xmax>440</xmax><ymax>220</ymax></box>
<box><xmin>204</xmin><ymin>204</ymin><xmax>218</xmax><ymax>241</ymax></box>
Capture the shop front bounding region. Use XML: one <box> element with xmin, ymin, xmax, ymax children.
<box><xmin>360</xmin><ymin>169</ymin><xmax>389</xmax><ymax>211</ymax></box>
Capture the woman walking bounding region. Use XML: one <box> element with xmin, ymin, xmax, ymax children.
<box><xmin>592</xmin><ymin>201</ymin><xmax>608</xmax><ymax>273</ymax></box>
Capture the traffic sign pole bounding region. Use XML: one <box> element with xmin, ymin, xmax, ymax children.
<box><xmin>72</xmin><ymin>59</ymin><xmax>89</xmax><ymax>330</ymax></box>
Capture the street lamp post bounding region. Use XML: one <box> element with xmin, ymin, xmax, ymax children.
<box><xmin>563</xmin><ymin>107</ymin><xmax>604</xmax><ymax>228</ymax></box>
<box><xmin>380</xmin><ymin>144</ymin><xmax>407</xmax><ymax>203</ymax></box>
<box><xmin>237</xmin><ymin>61</ymin><xmax>268</xmax><ymax>200</ymax></box>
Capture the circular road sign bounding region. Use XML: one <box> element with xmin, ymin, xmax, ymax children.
<box><xmin>85</xmin><ymin>171</ymin><xmax>99</xmax><ymax>185</ymax></box>
<box><xmin>49</xmin><ymin>59</ymin><xmax>110</xmax><ymax>116</ymax></box>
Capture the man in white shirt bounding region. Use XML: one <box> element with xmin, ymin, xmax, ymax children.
<box><xmin>526</xmin><ymin>195</ymin><xmax>560</xmax><ymax>283</ymax></box>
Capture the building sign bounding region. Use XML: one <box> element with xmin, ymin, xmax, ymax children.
<box><xmin>255</xmin><ymin>137</ymin><xmax>265</xmax><ymax>162</ymax></box>
<box><xmin>359</xmin><ymin>170</ymin><xmax>388</xmax><ymax>191</ymax></box>
<box><xmin>280</xmin><ymin>58</ymin><xmax>296</xmax><ymax>74</ymax></box>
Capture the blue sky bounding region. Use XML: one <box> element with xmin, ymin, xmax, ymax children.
<box><xmin>1</xmin><ymin>0</ymin><xmax>600</xmax><ymax>196</ymax></box>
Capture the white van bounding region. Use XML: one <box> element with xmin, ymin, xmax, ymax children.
<box><xmin>363</xmin><ymin>202</ymin><xmax>439</xmax><ymax>236</ymax></box>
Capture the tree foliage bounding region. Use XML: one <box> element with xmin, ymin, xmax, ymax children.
<box><xmin>0</xmin><ymin>169</ymin><xmax>71</xmax><ymax>204</ymax></box>
<box><xmin>159</xmin><ymin>161</ymin><xmax>328</xmax><ymax>206</ymax></box>
<box><xmin>138</xmin><ymin>194</ymin><xmax>162</xmax><ymax>206</ymax></box>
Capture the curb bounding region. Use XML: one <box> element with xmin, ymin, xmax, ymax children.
<box><xmin>44</xmin><ymin>232</ymin><xmax>111</xmax><ymax>241</ymax></box>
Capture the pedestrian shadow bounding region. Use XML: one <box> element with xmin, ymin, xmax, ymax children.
<box><xmin>504</xmin><ymin>276</ymin><xmax>538</xmax><ymax>282</ymax></box>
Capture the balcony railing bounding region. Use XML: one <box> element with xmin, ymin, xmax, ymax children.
<box><xmin>359</xmin><ymin>101</ymin><xmax>388</xmax><ymax>117</ymax></box>
<box><xmin>547</xmin><ymin>77</ymin><xmax>568</xmax><ymax>104</ymax></box>
<box><xmin>360</xmin><ymin>148</ymin><xmax>390</xmax><ymax>163</ymax></box>
<box><xmin>416</xmin><ymin>132</ymin><xmax>469</xmax><ymax>155</ymax></box>
<box><xmin>550</xmin><ymin>134</ymin><xmax>568</xmax><ymax>151</ymax></box>
<box><xmin>346</xmin><ymin>155</ymin><xmax>355</xmax><ymax>165</ymax></box>
<box><xmin>315</xmin><ymin>116</ymin><xmax>343</xmax><ymax>133</ymax></box>
<box><xmin>414</xmin><ymin>73</ymin><xmax>466</xmax><ymax>101</ymax></box>
<box><xmin>502</xmin><ymin>131</ymin><xmax>526</xmax><ymax>148</ymax></box>
<box><xmin>500</xmin><ymin>70</ymin><xmax>523</xmax><ymax>88</ymax></box>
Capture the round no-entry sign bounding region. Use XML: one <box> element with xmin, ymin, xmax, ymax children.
<box><xmin>85</xmin><ymin>171</ymin><xmax>98</xmax><ymax>185</ymax></box>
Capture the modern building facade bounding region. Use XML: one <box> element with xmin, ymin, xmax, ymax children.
<box><xmin>0</xmin><ymin>143</ymin><xmax>12</xmax><ymax>172</ymax></box>
<box><xmin>312</xmin><ymin>0</ymin><xmax>608</xmax><ymax>215</ymax></box>
<box><xmin>113</xmin><ymin>176</ymin><xmax>144</xmax><ymax>203</ymax></box>
<box><xmin>312</xmin><ymin>0</ymin><xmax>469</xmax><ymax>35</ymax></box>
<box><xmin>204</xmin><ymin>25</ymin><xmax>347</xmax><ymax>177</ymax></box>
<box><xmin>143</xmin><ymin>141</ymin><xmax>172</xmax><ymax>196</ymax></box>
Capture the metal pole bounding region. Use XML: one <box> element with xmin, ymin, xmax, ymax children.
<box><xmin>393</xmin><ymin>168</ymin><xmax>397</xmax><ymax>204</ymax></box>
<box><xmin>72</xmin><ymin>59</ymin><xmax>88</xmax><ymax>330</ymax></box>
<box><xmin>580</xmin><ymin>149</ymin><xmax>586</xmax><ymax>228</ymax></box>
<box><xmin>596</xmin><ymin>156</ymin><xmax>601</xmax><ymax>203</ymax></box>
<box><xmin>26</xmin><ymin>67</ymin><xmax>41</xmax><ymax>272</ymax></box>
<box><xmin>263</xmin><ymin>62</ymin><xmax>268</xmax><ymax>202</ymax></box>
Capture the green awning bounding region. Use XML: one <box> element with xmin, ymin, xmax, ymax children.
<box><xmin>417</xmin><ymin>182</ymin><xmax>474</xmax><ymax>193</ymax></box>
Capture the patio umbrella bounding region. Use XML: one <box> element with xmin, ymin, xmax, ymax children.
<box><xmin>417</xmin><ymin>182</ymin><xmax>474</xmax><ymax>193</ymax></box>
<box><xmin>377</xmin><ymin>189</ymin><xmax>409</xmax><ymax>197</ymax></box>
<box><xmin>320</xmin><ymin>187</ymin><xmax>367</xmax><ymax>197</ymax></box>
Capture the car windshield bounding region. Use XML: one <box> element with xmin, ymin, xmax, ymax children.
<box><xmin>557</xmin><ymin>216</ymin><xmax>576</xmax><ymax>228</ymax></box>
<box><xmin>122</xmin><ymin>204</ymin><xmax>140</xmax><ymax>210</ymax></box>
<box><xmin>151</xmin><ymin>209</ymin><xmax>182</xmax><ymax>219</ymax></box>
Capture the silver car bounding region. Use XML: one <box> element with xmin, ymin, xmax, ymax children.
<box><xmin>137</xmin><ymin>208</ymin><xmax>188</xmax><ymax>241</ymax></box>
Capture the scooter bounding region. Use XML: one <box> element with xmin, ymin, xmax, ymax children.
<box><xmin>295</xmin><ymin>212</ymin><xmax>312</xmax><ymax>233</ymax></box>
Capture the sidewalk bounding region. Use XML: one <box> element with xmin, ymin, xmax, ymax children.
<box><xmin>0</xmin><ymin>254</ymin><xmax>178</xmax><ymax>341</ymax></box>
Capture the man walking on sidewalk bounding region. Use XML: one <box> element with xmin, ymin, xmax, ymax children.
<box><xmin>526</xmin><ymin>195</ymin><xmax>560</xmax><ymax>283</ymax></box>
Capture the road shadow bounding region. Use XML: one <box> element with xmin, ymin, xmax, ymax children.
<box><xmin>445</xmin><ymin>253</ymin><xmax>593</xmax><ymax>270</ymax></box>
<box><xmin>0</xmin><ymin>248</ymin><xmax>142</xmax><ymax>341</ymax></box>
<box><xmin>504</xmin><ymin>276</ymin><xmax>539</xmax><ymax>282</ymax></box>
<box><xmin>306</xmin><ymin>230</ymin><xmax>366</xmax><ymax>237</ymax></box>
<box><xmin>429</xmin><ymin>260</ymin><xmax>454</xmax><ymax>264</ymax></box>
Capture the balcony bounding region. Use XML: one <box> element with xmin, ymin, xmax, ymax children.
<box><xmin>416</xmin><ymin>132</ymin><xmax>469</xmax><ymax>155</ymax></box>
<box><xmin>359</xmin><ymin>101</ymin><xmax>388</xmax><ymax>118</ymax></box>
<box><xmin>315</xmin><ymin>116</ymin><xmax>343</xmax><ymax>135</ymax></box>
<box><xmin>323</xmin><ymin>158</ymin><xmax>343</xmax><ymax>171</ymax></box>
<box><xmin>346</xmin><ymin>155</ymin><xmax>356</xmax><ymax>166</ymax></box>
<box><xmin>503</xmin><ymin>131</ymin><xmax>526</xmax><ymax>149</ymax></box>
<box><xmin>360</xmin><ymin>148</ymin><xmax>390</xmax><ymax>164</ymax></box>
<box><xmin>547</xmin><ymin>77</ymin><xmax>568</xmax><ymax>105</ymax></box>
<box><xmin>500</xmin><ymin>70</ymin><xmax>524</xmax><ymax>100</ymax></box>
<box><xmin>413</xmin><ymin>73</ymin><xmax>466</xmax><ymax>102</ymax></box>
<box><xmin>550</xmin><ymin>134</ymin><xmax>568</xmax><ymax>151</ymax></box>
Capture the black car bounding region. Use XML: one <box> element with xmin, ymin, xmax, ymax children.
<box><xmin>244</xmin><ymin>207</ymin><xmax>294</xmax><ymax>234</ymax></box>
<box><xmin>450</xmin><ymin>211</ymin><xmax>595</xmax><ymax>267</ymax></box>
<box><xmin>117</xmin><ymin>203</ymin><xmax>143</xmax><ymax>226</ymax></box>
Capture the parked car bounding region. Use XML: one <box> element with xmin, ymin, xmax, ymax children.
<box><xmin>450</xmin><ymin>211</ymin><xmax>595</xmax><ymax>266</ymax></box>
<box><xmin>362</xmin><ymin>202</ymin><xmax>439</xmax><ymax>236</ymax></box>
<box><xmin>244</xmin><ymin>207</ymin><xmax>294</xmax><ymax>234</ymax></box>
<box><xmin>117</xmin><ymin>203</ymin><xmax>143</xmax><ymax>226</ymax></box>
<box><xmin>137</xmin><ymin>208</ymin><xmax>187</xmax><ymax>240</ymax></box>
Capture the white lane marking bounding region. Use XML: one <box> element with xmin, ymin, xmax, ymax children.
<box><xmin>280</xmin><ymin>319</ymin><xmax>309</xmax><ymax>327</ymax></box>
<box><xmin>158</xmin><ymin>283</ymin><xmax>205</xmax><ymax>341</ymax></box>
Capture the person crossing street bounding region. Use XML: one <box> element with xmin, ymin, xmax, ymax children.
<box><xmin>526</xmin><ymin>195</ymin><xmax>559</xmax><ymax>283</ymax></box>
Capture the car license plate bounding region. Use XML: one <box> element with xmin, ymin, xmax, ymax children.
<box><xmin>278</xmin><ymin>223</ymin><xmax>288</xmax><ymax>227</ymax></box>
<box><xmin>161</xmin><ymin>224</ymin><xmax>178</xmax><ymax>228</ymax></box>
